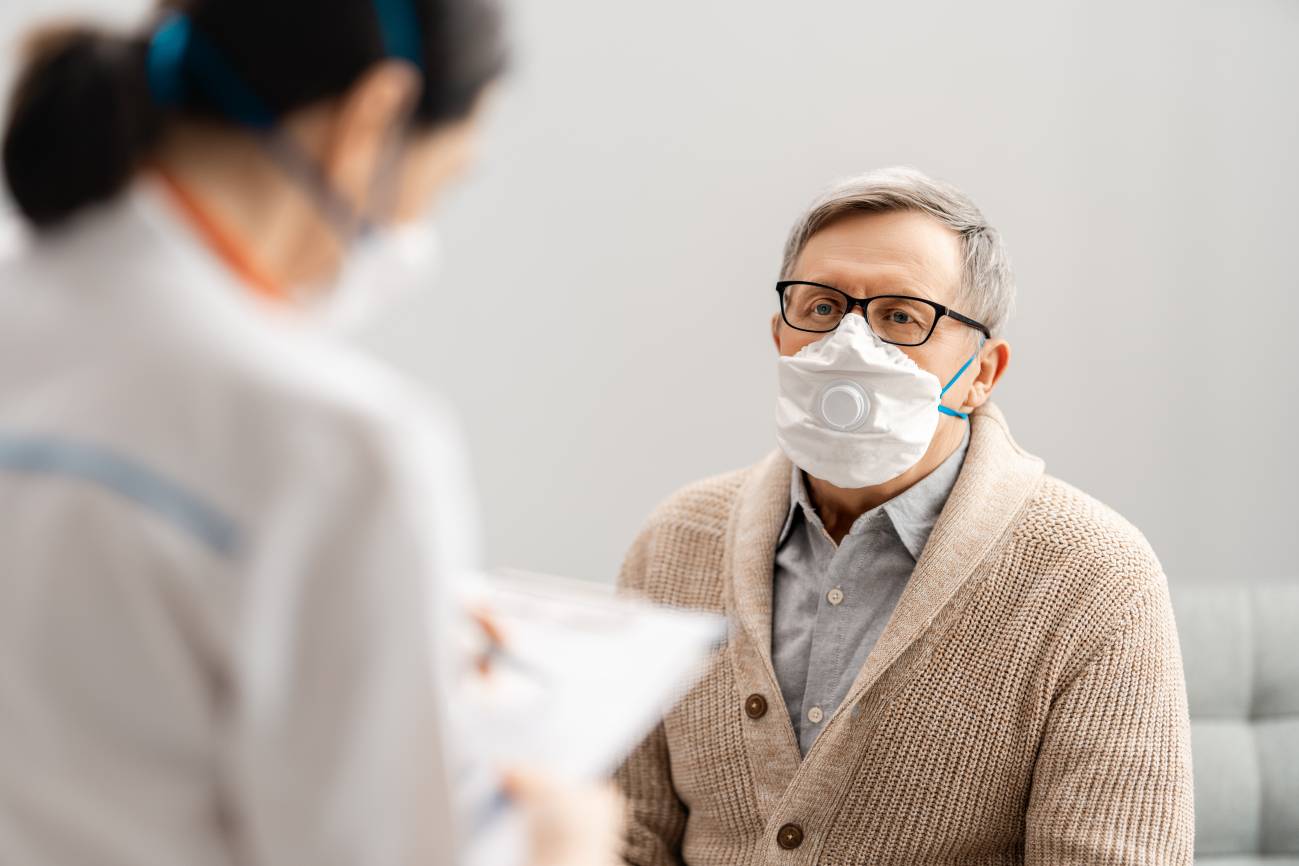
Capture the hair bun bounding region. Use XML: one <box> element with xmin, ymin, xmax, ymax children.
<box><xmin>3</xmin><ymin>24</ymin><xmax>163</xmax><ymax>228</ymax></box>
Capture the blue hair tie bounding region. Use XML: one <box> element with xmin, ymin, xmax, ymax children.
<box><xmin>145</xmin><ymin>11</ymin><xmax>276</xmax><ymax>128</ymax></box>
<box><xmin>372</xmin><ymin>0</ymin><xmax>425</xmax><ymax>70</ymax></box>
<box><xmin>146</xmin><ymin>12</ymin><xmax>192</xmax><ymax>107</ymax></box>
<box><xmin>146</xmin><ymin>2</ymin><xmax>421</xmax><ymax>120</ymax></box>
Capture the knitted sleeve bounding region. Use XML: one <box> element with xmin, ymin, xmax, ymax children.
<box><xmin>613</xmin><ymin>525</ymin><xmax>688</xmax><ymax>866</ymax></box>
<box><xmin>1024</xmin><ymin>576</ymin><xmax>1195</xmax><ymax>864</ymax></box>
<box><xmin>616</xmin><ymin>722</ymin><xmax>687</xmax><ymax>866</ymax></box>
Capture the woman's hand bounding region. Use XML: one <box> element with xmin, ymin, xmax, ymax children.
<box><xmin>505</xmin><ymin>770</ymin><xmax>625</xmax><ymax>866</ymax></box>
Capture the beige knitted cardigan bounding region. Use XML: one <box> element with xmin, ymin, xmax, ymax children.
<box><xmin>615</xmin><ymin>403</ymin><xmax>1194</xmax><ymax>866</ymax></box>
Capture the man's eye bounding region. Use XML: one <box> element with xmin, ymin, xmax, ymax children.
<box><xmin>886</xmin><ymin>310</ymin><xmax>914</xmax><ymax>324</ymax></box>
<box><xmin>814</xmin><ymin>302</ymin><xmax>836</xmax><ymax>316</ymax></box>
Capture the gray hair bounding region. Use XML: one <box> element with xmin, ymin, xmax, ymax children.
<box><xmin>780</xmin><ymin>166</ymin><xmax>1015</xmax><ymax>337</ymax></box>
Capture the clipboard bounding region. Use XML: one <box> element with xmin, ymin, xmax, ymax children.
<box><xmin>442</xmin><ymin>569</ymin><xmax>725</xmax><ymax>866</ymax></box>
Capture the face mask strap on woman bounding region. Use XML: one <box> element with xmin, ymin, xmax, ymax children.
<box><xmin>143</xmin><ymin>2</ymin><xmax>441</xmax><ymax>331</ymax></box>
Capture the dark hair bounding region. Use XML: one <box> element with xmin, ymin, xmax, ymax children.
<box><xmin>3</xmin><ymin>0</ymin><xmax>506</xmax><ymax>229</ymax></box>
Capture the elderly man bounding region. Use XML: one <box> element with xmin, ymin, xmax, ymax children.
<box><xmin>615</xmin><ymin>167</ymin><xmax>1193</xmax><ymax>865</ymax></box>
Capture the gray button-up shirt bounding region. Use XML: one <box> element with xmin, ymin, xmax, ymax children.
<box><xmin>772</xmin><ymin>429</ymin><xmax>969</xmax><ymax>755</ymax></box>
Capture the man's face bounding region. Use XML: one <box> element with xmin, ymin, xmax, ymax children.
<box><xmin>772</xmin><ymin>209</ymin><xmax>985</xmax><ymax>415</ymax></box>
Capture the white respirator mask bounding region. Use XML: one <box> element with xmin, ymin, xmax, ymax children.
<box><xmin>775</xmin><ymin>313</ymin><xmax>980</xmax><ymax>489</ymax></box>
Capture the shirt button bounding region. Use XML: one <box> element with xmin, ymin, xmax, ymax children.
<box><xmin>777</xmin><ymin>823</ymin><xmax>805</xmax><ymax>850</ymax></box>
<box><xmin>744</xmin><ymin>693</ymin><xmax>768</xmax><ymax>719</ymax></box>
<box><xmin>807</xmin><ymin>706</ymin><xmax>823</xmax><ymax>724</ymax></box>
<box><xmin>827</xmin><ymin>587</ymin><xmax>844</xmax><ymax>605</ymax></box>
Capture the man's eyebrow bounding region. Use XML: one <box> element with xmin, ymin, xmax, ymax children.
<box><xmin>797</xmin><ymin>275</ymin><xmax>939</xmax><ymax>302</ymax></box>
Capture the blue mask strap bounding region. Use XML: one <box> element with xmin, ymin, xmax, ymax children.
<box><xmin>937</xmin><ymin>337</ymin><xmax>985</xmax><ymax>420</ymax></box>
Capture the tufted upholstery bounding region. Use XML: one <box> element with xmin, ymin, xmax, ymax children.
<box><xmin>1171</xmin><ymin>581</ymin><xmax>1299</xmax><ymax>865</ymax></box>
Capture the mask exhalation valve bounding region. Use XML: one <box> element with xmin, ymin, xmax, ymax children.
<box><xmin>818</xmin><ymin>381</ymin><xmax>870</xmax><ymax>431</ymax></box>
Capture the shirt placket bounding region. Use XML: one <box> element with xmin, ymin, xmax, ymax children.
<box><xmin>789</xmin><ymin>521</ymin><xmax>852</xmax><ymax>753</ymax></box>
<box><xmin>797</xmin><ymin>513</ymin><xmax>883</xmax><ymax>754</ymax></box>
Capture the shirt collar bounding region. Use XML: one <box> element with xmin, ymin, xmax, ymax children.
<box><xmin>778</xmin><ymin>461</ymin><xmax>815</xmax><ymax>544</ymax></box>
<box><xmin>778</xmin><ymin>425</ymin><xmax>971</xmax><ymax>560</ymax></box>
<box><xmin>884</xmin><ymin>427</ymin><xmax>969</xmax><ymax>559</ymax></box>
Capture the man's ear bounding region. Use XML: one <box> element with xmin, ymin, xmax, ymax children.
<box><xmin>320</xmin><ymin>60</ymin><xmax>421</xmax><ymax>223</ymax></box>
<box><xmin>771</xmin><ymin>312</ymin><xmax>783</xmax><ymax>353</ymax></box>
<box><xmin>965</xmin><ymin>338</ymin><xmax>1011</xmax><ymax>411</ymax></box>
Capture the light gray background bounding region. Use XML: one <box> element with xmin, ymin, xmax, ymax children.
<box><xmin>3</xmin><ymin>0</ymin><xmax>1296</xmax><ymax>584</ymax></box>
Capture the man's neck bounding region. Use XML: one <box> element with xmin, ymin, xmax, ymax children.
<box><xmin>805</xmin><ymin>416</ymin><xmax>968</xmax><ymax>544</ymax></box>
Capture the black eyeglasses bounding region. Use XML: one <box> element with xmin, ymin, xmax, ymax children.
<box><xmin>776</xmin><ymin>281</ymin><xmax>991</xmax><ymax>347</ymax></box>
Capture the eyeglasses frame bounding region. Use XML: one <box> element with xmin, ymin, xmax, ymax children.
<box><xmin>775</xmin><ymin>280</ymin><xmax>992</xmax><ymax>346</ymax></box>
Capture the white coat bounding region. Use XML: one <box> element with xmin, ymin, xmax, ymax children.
<box><xmin>0</xmin><ymin>181</ymin><xmax>479</xmax><ymax>866</ymax></box>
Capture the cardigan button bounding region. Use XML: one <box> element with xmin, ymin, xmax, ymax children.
<box><xmin>776</xmin><ymin>822</ymin><xmax>804</xmax><ymax>850</ymax></box>
<box><xmin>744</xmin><ymin>693</ymin><xmax>768</xmax><ymax>719</ymax></box>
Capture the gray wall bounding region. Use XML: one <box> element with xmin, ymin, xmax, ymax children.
<box><xmin>4</xmin><ymin>0</ymin><xmax>1297</xmax><ymax>584</ymax></box>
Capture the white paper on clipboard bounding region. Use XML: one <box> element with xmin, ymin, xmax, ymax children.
<box><xmin>442</xmin><ymin>569</ymin><xmax>725</xmax><ymax>866</ymax></box>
